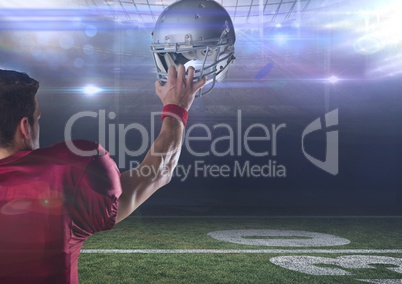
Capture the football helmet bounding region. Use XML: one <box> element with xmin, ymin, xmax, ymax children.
<box><xmin>151</xmin><ymin>0</ymin><xmax>236</xmax><ymax>97</ymax></box>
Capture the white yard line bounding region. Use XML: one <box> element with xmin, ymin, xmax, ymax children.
<box><xmin>81</xmin><ymin>249</ymin><xmax>402</xmax><ymax>254</ymax></box>
<box><xmin>128</xmin><ymin>216</ymin><xmax>402</xmax><ymax>219</ymax></box>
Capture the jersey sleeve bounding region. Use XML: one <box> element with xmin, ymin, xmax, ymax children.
<box><xmin>70</xmin><ymin>143</ymin><xmax>122</xmax><ymax>239</ymax></box>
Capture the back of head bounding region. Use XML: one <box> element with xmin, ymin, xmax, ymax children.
<box><xmin>0</xmin><ymin>69</ymin><xmax>39</xmax><ymax>148</ymax></box>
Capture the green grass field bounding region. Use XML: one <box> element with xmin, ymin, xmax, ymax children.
<box><xmin>79</xmin><ymin>217</ymin><xmax>402</xmax><ymax>283</ymax></box>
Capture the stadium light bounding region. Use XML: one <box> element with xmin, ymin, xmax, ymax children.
<box><xmin>327</xmin><ymin>76</ymin><xmax>339</xmax><ymax>84</ymax></box>
<box><xmin>354</xmin><ymin>1</ymin><xmax>402</xmax><ymax>51</ymax></box>
<box><xmin>83</xmin><ymin>85</ymin><xmax>102</xmax><ymax>95</ymax></box>
<box><xmin>275</xmin><ymin>34</ymin><xmax>287</xmax><ymax>43</ymax></box>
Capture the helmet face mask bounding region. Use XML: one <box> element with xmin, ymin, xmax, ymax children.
<box><xmin>151</xmin><ymin>0</ymin><xmax>236</xmax><ymax>97</ymax></box>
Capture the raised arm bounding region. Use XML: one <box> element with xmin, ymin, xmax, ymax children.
<box><xmin>116</xmin><ymin>65</ymin><xmax>205</xmax><ymax>223</ymax></box>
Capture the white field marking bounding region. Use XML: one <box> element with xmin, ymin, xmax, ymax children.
<box><xmin>207</xmin><ymin>230</ymin><xmax>350</xmax><ymax>247</ymax></box>
<box><xmin>358</xmin><ymin>280</ymin><xmax>402</xmax><ymax>284</ymax></box>
<box><xmin>270</xmin><ymin>255</ymin><xmax>402</xmax><ymax>276</ymax></box>
<box><xmin>80</xmin><ymin>249</ymin><xmax>402</xmax><ymax>254</ymax></box>
<box><xmin>127</xmin><ymin>216</ymin><xmax>402</xmax><ymax>219</ymax></box>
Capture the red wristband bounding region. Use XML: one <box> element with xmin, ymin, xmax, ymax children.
<box><xmin>161</xmin><ymin>104</ymin><xmax>189</xmax><ymax>127</ymax></box>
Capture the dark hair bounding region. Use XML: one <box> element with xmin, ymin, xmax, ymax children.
<box><xmin>0</xmin><ymin>69</ymin><xmax>39</xmax><ymax>148</ymax></box>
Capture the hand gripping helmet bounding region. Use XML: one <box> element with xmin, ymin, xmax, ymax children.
<box><xmin>151</xmin><ymin>0</ymin><xmax>236</xmax><ymax>97</ymax></box>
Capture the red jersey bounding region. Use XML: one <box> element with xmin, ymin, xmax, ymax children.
<box><xmin>0</xmin><ymin>140</ymin><xmax>122</xmax><ymax>284</ymax></box>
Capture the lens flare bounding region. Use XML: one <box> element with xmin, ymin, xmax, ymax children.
<box><xmin>83</xmin><ymin>85</ymin><xmax>102</xmax><ymax>95</ymax></box>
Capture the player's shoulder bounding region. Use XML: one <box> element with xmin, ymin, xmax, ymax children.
<box><xmin>34</xmin><ymin>139</ymin><xmax>108</xmax><ymax>164</ymax></box>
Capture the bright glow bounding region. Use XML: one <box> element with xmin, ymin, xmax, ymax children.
<box><xmin>83</xmin><ymin>85</ymin><xmax>102</xmax><ymax>95</ymax></box>
<box><xmin>327</xmin><ymin>76</ymin><xmax>339</xmax><ymax>84</ymax></box>
<box><xmin>354</xmin><ymin>1</ymin><xmax>402</xmax><ymax>50</ymax></box>
<box><xmin>353</xmin><ymin>1</ymin><xmax>402</xmax><ymax>78</ymax></box>
<box><xmin>275</xmin><ymin>34</ymin><xmax>287</xmax><ymax>43</ymax></box>
<box><xmin>275</xmin><ymin>23</ymin><xmax>282</xmax><ymax>28</ymax></box>
<box><xmin>353</xmin><ymin>35</ymin><xmax>383</xmax><ymax>55</ymax></box>
<box><xmin>0</xmin><ymin>0</ymin><xmax>64</xmax><ymax>8</ymax></box>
